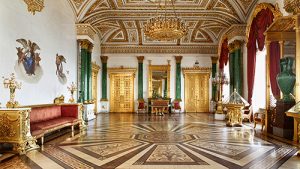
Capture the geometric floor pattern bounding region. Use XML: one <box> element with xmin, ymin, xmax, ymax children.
<box><xmin>0</xmin><ymin>113</ymin><xmax>299</xmax><ymax>169</ymax></box>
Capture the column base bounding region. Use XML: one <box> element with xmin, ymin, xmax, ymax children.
<box><xmin>215</xmin><ymin>113</ymin><xmax>225</xmax><ymax>120</ymax></box>
<box><xmin>100</xmin><ymin>101</ymin><xmax>109</xmax><ymax>113</ymax></box>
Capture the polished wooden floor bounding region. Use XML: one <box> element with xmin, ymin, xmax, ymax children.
<box><xmin>1</xmin><ymin>113</ymin><xmax>299</xmax><ymax>169</ymax></box>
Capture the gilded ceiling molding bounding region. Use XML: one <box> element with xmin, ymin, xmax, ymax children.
<box><xmin>76</xmin><ymin>23</ymin><xmax>97</xmax><ymax>43</ymax></box>
<box><xmin>284</xmin><ymin>0</ymin><xmax>300</xmax><ymax>14</ymax></box>
<box><xmin>23</xmin><ymin>0</ymin><xmax>44</xmax><ymax>15</ymax></box>
<box><xmin>223</xmin><ymin>24</ymin><xmax>247</xmax><ymax>41</ymax></box>
<box><xmin>101</xmin><ymin>45</ymin><xmax>218</xmax><ymax>54</ymax></box>
<box><xmin>246</xmin><ymin>3</ymin><xmax>283</xmax><ymax>39</ymax></box>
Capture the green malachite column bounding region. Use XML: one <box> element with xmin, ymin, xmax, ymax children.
<box><xmin>228</xmin><ymin>43</ymin><xmax>235</xmax><ymax>94</ymax></box>
<box><xmin>79</xmin><ymin>40</ymin><xmax>91</xmax><ymax>102</ymax></box>
<box><xmin>137</xmin><ymin>56</ymin><xmax>144</xmax><ymax>101</ymax></box>
<box><xmin>101</xmin><ymin>56</ymin><xmax>108</xmax><ymax>101</ymax></box>
<box><xmin>233</xmin><ymin>40</ymin><xmax>243</xmax><ymax>95</ymax></box>
<box><xmin>211</xmin><ymin>57</ymin><xmax>218</xmax><ymax>101</ymax></box>
<box><xmin>87</xmin><ymin>44</ymin><xmax>93</xmax><ymax>101</ymax></box>
<box><xmin>175</xmin><ymin>56</ymin><xmax>183</xmax><ymax>101</ymax></box>
<box><xmin>228</xmin><ymin>40</ymin><xmax>243</xmax><ymax>95</ymax></box>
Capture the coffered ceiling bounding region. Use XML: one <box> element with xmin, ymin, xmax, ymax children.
<box><xmin>67</xmin><ymin>0</ymin><xmax>258</xmax><ymax>54</ymax></box>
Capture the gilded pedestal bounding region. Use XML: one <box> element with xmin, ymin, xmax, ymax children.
<box><xmin>0</xmin><ymin>108</ymin><xmax>39</xmax><ymax>154</ymax></box>
<box><xmin>225</xmin><ymin>104</ymin><xmax>243</xmax><ymax>127</ymax></box>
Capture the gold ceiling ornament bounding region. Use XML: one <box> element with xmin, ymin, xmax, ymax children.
<box><xmin>23</xmin><ymin>0</ymin><xmax>44</xmax><ymax>15</ymax></box>
<box><xmin>284</xmin><ymin>0</ymin><xmax>300</xmax><ymax>14</ymax></box>
<box><xmin>144</xmin><ymin>0</ymin><xmax>188</xmax><ymax>41</ymax></box>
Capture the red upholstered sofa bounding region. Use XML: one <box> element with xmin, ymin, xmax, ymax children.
<box><xmin>23</xmin><ymin>103</ymin><xmax>84</xmax><ymax>144</ymax></box>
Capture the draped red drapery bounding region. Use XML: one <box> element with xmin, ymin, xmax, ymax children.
<box><xmin>247</xmin><ymin>8</ymin><xmax>279</xmax><ymax>104</ymax></box>
<box><xmin>219</xmin><ymin>38</ymin><xmax>229</xmax><ymax>70</ymax></box>
<box><xmin>270</xmin><ymin>42</ymin><xmax>281</xmax><ymax>98</ymax></box>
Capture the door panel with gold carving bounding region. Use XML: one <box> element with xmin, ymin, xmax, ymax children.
<box><xmin>185</xmin><ymin>73</ymin><xmax>209</xmax><ymax>112</ymax></box>
<box><xmin>110</xmin><ymin>73</ymin><xmax>134</xmax><ymax>113</ymax></box>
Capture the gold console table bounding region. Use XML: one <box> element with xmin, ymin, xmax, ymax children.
<box><xmin>0</xmin><ymin>108</ymin><xmax>39</xmax><ymax>154</ymax></box>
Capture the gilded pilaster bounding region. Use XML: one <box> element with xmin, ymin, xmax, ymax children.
<box><xmin>296</xmin><ymin>14</ymin><xmax>300</xmax><ymax>102</ymax></box>
<box><xmin>137</xmin><ymin>56</ymin><xmax>144</xmax><ymax>101</ymax></box>
<box><xmin>175</xmin><ymin>56</ymin><xmax>183</xmax><ymax>101</ymax></box>
<box><xmin>101</xmin><ymin>56</ymin><xmax>108</xmax><ymax>101</ymax></box>
<box><xmin>265</xmin><ymin>41</ymin><xmax>271</xmax><ymax>133</ymax></box>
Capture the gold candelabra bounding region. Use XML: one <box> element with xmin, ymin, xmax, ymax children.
<box><xmin>67</xmin><ymin>82</ymin><xmax>77</xmax><ymax>103</ymax></box>
<box><xmin>212</xmin><ymin>72</ymin><xmax>229</xmax><ymax>114</ymax></box>
<box><xmin>3</xmin><ymin>73</ymin><xmax>22</xmax><ymax>108</ymax></box>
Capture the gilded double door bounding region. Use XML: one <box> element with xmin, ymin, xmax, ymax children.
<box><xmin>185</xmin><ymin>73</ymin><xmax>209</xmax><ymax>112</ymax></box>
<box><xmin>110</xmin><ymin>73</ymin><xmax>134</xmax><ymax>113</ymax></box>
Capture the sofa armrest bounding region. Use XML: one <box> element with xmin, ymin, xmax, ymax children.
<box><xmin>61</xmin><ymin>104</ymin><xmax>78</xmax><ymax>118</ymax></box>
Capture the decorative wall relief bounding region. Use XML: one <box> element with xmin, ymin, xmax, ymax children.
<box><xmin>55</xmin><ymin>54</ymin><xmax>67</xmax><ymax>84</ymax></box>
<box><xmin>15</xmin><ymin>39</ymin><xmax>43</xmax><ymax>83</ymax></box>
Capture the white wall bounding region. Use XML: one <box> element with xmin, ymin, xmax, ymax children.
<box><xmin>91</xmin><ymin>35</ymin><xmax>102</xmax><ymax>112</ymax></box>
<box><xmin>104</xmin><ymin>54</ymin><xmax>212</xmax><ymax>112</ymax></box>
<box><xmin>0</xmin><ymin>0</ymin><xmax>77</xmax><ymax>106</ymax></box>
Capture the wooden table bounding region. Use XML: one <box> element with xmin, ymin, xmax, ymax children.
<box><xmin>285</xmin><ymin>111</ymin><xmax>300</xmax><ymax>156</ymax></box>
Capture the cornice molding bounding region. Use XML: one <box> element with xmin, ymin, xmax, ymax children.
<box><xmin>101</xmin><ymin>45</ymin><xmax>218</xmax><ymax>54</ymax></box>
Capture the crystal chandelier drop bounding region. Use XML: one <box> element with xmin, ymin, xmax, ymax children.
<box><xmin>144</xmin><ymin>0</ymin><xmax>188</xmax><ymax>41</ymax></box>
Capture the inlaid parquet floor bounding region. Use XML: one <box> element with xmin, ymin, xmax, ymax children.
<box><xmin>1</xmin><ymin>113</ymin><xmax>299</xmax><ymax>169</ymax></box>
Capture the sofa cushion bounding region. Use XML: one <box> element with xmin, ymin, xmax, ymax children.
<box><xmin>61</xmin><ymin>105</ymin><xmax>78</xmax><ymax>118</ymax></box>
<box><xmin>34</xmin><ymin>117</ymin><xmax>78</xmax><ymax>130</ymax></box>
<box><xmin>31</xmin><ymin>106</ymin><xmax>62</xmax><ymax>123</ymax></box>
<box><xmin>30</xmin><ymin>123</ymin><xmax>42</xmax><ymax>132</ymax></box>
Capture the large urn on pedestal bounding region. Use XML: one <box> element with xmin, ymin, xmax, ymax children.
<box><xmin>276</xmin><ymin>57</ymin><xmax>296</xmax><ymax>102</ymax></box>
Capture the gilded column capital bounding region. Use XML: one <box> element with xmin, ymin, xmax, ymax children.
<box><xmin>79</xmin><ymin>40</ymin><xmax>91</xmax><ymax>50</ymax></box>
<box><xmin>137</xmin><ymin>56</ymin><xmax>144</xmax><ymax>63</ymax></box>
<box><xmin>211</xmin><ymin>56</ymin><xmax>218</xmax><ymax>64</ymax></box>
<box><xmin>233</xmin><ymin>40</ymin><xmax>243</xmax><ymax>50</ymax></box>
<box><xmin>228</xmin><ymin>43</ymin><xmax>235</xmax><ymax>53</ymax></box>
<box><xmin>88</xmin><ymin>44</ymin><xmax>94</xmax><ymax>52</ymax></box>
<box><xmin>101</xmin><ymin>56</ymin><xmax>108</xmax><ymax>63</ymax></box>
<box><xmin>284</xmin><ymin>0</ymin><xmax>300</xmax><ymax>14</ymax></box>
<box><xmin>174</xmin><ymin>56</ymin><xmax>183</xmax><ymax>63</ymax></box>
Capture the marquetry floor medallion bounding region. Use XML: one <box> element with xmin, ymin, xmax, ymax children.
<box><xmin>0</xmin><ymin>113</ymin><xmax>298</xmax><ymax>169</ymax></box>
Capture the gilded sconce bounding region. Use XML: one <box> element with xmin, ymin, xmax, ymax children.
<box><xmin>3</xmin><ymin>73</ymin><xmax>22</xmax><ymax>108</ymax></box>
<box><xmin>23</xmin><ymin>0</ymin><xmax>44</xmax><ymax>15</ymax></box>
<box><xmin>67</xmin><ymin>82</ymin><xmax>77</xmax><ymax>103</ymax></box>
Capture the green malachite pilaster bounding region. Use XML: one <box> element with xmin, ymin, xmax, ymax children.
<box><xmin>137</xmin><ymin>56</ymin><xmax>144</xmax><ymax>101</ymax></box>
<box><xmin>87</xmin><ymin>44</ymin><xmax>93</xmax><ymax>101</ymax></box>
<box><xmin>101</xmin><ymin>56</ymin><xmax>108</xmax><ymax>101</ymax></box>
<box><xmin>175</xmin><ymin>56</ymin><xmax>182</xmax><ymax>101</ymax></box>
<box><xmin>211</xmin><ymin>57</ymin><xmax>218</xmax><ymax>101</ymax></box>
<box><xmin>229</xmin><ymin>53</ymin><xmax>235</xmax><ymax>94</ymax></box>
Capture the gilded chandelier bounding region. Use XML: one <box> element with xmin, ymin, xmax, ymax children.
<box><xmin>144</xmin><ymin>0</ymin><xmax>188</xmax><ymax>41</ymax></box>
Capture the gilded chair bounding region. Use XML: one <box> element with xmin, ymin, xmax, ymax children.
<box><xmin>136</xmin><ymin>101</ymin><xmax>147</xmax><ymax>114</ymax></box>
<box><xmin>242</xmin><ymin>105</ymin><xmax>253</xmax><ymax>122</ymax></box>
<box><xmin>172</xmin><ymin>100</ymin><xmax>181</xmax><ymax>113</ymax></box>
<box><xmin>254</xmin><ymin>108</ymin><xmax>266</xmax><ymax>131</ymax></box>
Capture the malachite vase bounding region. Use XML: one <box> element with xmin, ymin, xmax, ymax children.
<box><xmin>276</xmin><ymin>57</ymin><xmax>296</xmax><ymax>102</ymax></box>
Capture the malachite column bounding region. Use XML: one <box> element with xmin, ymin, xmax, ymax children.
<box><xmin>228</xmin><ymin>43</ymin><xmax>235</xmax><ymax>94</ymax></box>
<box><xmin>87</xmin><ymin>44</ymin><xmax>93</xmax><ymax>101</ymax></box>
<box><xmin>233</xmin><ymin>40</ymin><xmax>243</xmax><ymax>95</ymax></box>
<box><xmin>79</xmin><ymin>40</ymin><xmax>90</xmax><ymax>102</ymax></box>
<box><xmin>175</xmin><ymin>56</ymin><xmax>183</xmax><ymax>101</ymax></box>
<box><xmin>137</xmin><ymin>56</ymin><xmax>144</xmax><ymax>101</ymax></box>
<box><xmin>211</xmin><ymin>57</ymin><xmax>218</xmax><ymax>101</ymax></box>
<box><xmin>101</xmin><ymin>56</ymin><xmax>108</xmax><ymax>101</ymax></box>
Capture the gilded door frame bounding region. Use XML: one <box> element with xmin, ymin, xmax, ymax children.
<box><xmin>108</xmin><ymin>67</ymin><xmax>136</xmax><ymax>113</ymax></box>
<box><xmin>148</xmin><ymin>65</ymin><xmax>171</xmax><ymax>98</ymax></box>
<box><xmin>92</xmin><ymin>62</ymin><xmax>100</xmax><ymax>113</ymax></box>
<box><xmin>183</xmin><ymin>67</ymin><xmax>211</xmax><ymax>113</ymax></box>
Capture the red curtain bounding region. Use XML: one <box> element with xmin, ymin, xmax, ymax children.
<box><xmin>270</xmin><ymin>42</ymin><xmax>281</xmax><ymax>98</ymax></box>
<box><xmin>247</xmin><ymin>8</ymin><xmax>275</xmax><ymax>104</ymax></box>
<box><xmin>219</xmin><ymin>38</ymin><xmax>229</xmax><ymax>70</ymax></box>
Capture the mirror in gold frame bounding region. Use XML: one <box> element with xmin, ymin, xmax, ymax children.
<box><xmin>148</xmin><ymin>65</ymin><xmax>170</xmax><ymax>98</ymax></box>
